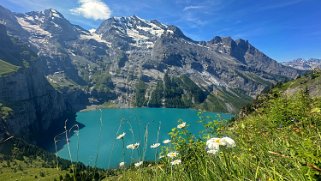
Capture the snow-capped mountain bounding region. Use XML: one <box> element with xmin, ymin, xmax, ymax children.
<box><xmin>0</xmin><ymin>5</ymin><xmax>303</xmax><ymax>113</ymax></box>
<box><xmin>282</xmin><ymin>58</ymin><xmax>321</xmax><ymax>70</ymax></box>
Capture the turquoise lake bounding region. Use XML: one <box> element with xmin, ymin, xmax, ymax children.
<box><xmin>55</xmin><ymin>108</ymin><xmax>232</xmax><ymax>169</ymax></box>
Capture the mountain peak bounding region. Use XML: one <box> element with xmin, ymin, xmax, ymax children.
<box><xmin>46</xmin><ymin>8</ymin><xmax>64</xmax><ymax>18</ymax></box>
<box><xmin>96</xmin><ymin>15</ymin><xmax>170</xmax><ymax>42</ymax></box>
<box><xmin>15</xmin><ymin>8</ymin><xmax>86</xmax><ymax>41</ymax></box>
<box><xmin>36</xmin><ymin>8</ymin><xmax>65</xmax><ymax>19</ymax></box>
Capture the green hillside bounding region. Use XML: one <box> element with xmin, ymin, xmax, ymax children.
<box><xmin>1</xmin><ymin>70</ymin><xmax>321</xmax><ymax>180</ymax></box>
<box><xmin>0</xmin><ymin>138</ymin><xmax>108</xmax><ymax>181</ymax></box>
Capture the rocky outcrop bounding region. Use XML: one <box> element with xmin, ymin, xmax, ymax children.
<box><xmin>0</xmin><ymin>22</ymin><xmax>70</xmax><ymax>145</ymax></box>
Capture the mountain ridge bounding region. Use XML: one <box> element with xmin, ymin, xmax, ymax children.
<box><xmin>282</xmin><ymin>58</ymin><xmax>321</xmax><ymax>70</ymax></box>
<box><xmin>0</xmin><ymin>6</ymin><xmax>304</xmax><ymax>114</ymax></box>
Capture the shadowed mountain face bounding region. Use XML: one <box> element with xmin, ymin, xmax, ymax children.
<box><xmin>0</xmin><ymin>23</ymin><xmax>71</xmax><ymax>145</ymax></box>
<box><xmin>0</xmin><ymin>5</ymin><xmax>303</xmax><ymax>114</ymax></box>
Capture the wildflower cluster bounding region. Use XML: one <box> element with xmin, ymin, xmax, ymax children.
<box><xmin>115</xmin><ymin>121</ymin><xmax>236</xmax><ymax>169</ymax></box>
<box><xmin>116</xmin><ymin>131</ymin><xmax>171</xmax><ymax>168</ymax></box>
<box><xmin>206</xmin><ymin>137</ymin><xmax>236</xmax><ymax>155</ymax></box>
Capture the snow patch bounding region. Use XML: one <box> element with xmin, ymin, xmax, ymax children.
<box><xmin>80</xmin><ymin>33</ymin><xmax>111</xmax><ymax>46</ymax></box>
<box><xmin>17</xmin><ymin>17</ymin><xmax>52</xmax><ymax>37</ymax></box>
<box><xmin>89</xmin><ymin>29</ymin><xmax>96</xmax><ymax>33</ymax></box>
<box><xmin>25</xmin><ymin>16</ymin><xmax>35</xmax><ymax>21</ymax></box>
<box><xmin>52</xmin><ymin>22</ymin><xmax>60</xmax><ymax>28</ymax></box>
<box><xmin>135</xmin><ymin>20</ymin><xmax>166</xmax><ymax>37</ymax></box>
<box><xmin>137</xmin><ymin>25</ymin><xmax>165</xmax><ymax>37</ymax></box>
<box><xmin>166</xmin><ymin>30</ymin><xmax>174</xmax><ymax>34</ymax></box>
<box><xmin>127</xmin><ymin>29</ymin><xmax>149</xmax><ymax>40</ymax></box>
<box><xmin>50</xmin><ymin>9</ymin><xmax>62</xmax><ymax>18</ymax></box>
<box><xmin>186</xmin><ymin>41</ymin><xmax>210</xmax><ymax>49</ymax></box>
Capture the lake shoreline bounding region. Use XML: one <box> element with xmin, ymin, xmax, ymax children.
<box><xmin>80</xmin><ymin>102</ymin><xmax>233</xmax><ymax>114</ymax></box>
<box><xmin>56</xmin><ymin>108</ymin><xmax>233</xmax><ymax>169</ymax></box>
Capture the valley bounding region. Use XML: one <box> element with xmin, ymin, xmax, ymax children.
<box><xmin>0</xmin><ymin>2</ymin><xmax>320</xmax><ymax>180</ymax></box>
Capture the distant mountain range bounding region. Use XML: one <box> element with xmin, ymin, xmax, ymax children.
<box><xmin>282</xmin><ymin>58</ymin><xmax>321</xmax><ymax>70</ymax></box>
<box><xmin>0</xmin><ymin>5</ymin><xmax>304</xmax><ymax>143</ymax></box>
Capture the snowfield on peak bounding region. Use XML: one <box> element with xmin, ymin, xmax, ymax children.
<box><xmin>16</xmin><ymin>17</ymin><xmax>51</xmax><ymax>37</ymax></box>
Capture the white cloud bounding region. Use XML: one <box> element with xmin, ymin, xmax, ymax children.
<box><xmin>259</xmin><ymin>0</ymin><xmax>304</xmax><ymax>10</ymax></box>
<box><xmin>70</xmin><ymin>0</ymin><xmax>111</xmax><ymax>20</ymax></box>
<box><xmin>183</xmin><ymin>5</ymin><xmax>205</xmax><ymax>11</ymax></box>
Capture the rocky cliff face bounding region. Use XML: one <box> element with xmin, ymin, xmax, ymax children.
<box><xmin>0</xmin><ymin>64</ymin><xmax>69</xmax><ymax>143</ymax></box>
<box><xmin>0</xmin><ymin>23</ymin><xmax>70</xmax><ymax>145</ymax></box>
<box><xmin>0</xmin><ymin>5</ymin><xmax>304</xmax><ymax>114</ymax></box>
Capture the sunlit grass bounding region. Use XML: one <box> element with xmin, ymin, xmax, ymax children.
<box><xmin>0</xmin><ymin>157</ymin><xmax>68</xmax><ymax>181</ymax></box>
<box><xmin>102</xmin><ymin>91</ymin><xmax>321</xmax><ymax>180</ymax></box>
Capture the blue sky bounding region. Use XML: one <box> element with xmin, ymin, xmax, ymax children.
<box><xmin>1</xmin><ymin>0</ymin><xmax>320</xmax><ymax>61</ymax></box>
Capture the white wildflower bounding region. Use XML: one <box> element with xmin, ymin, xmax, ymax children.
<box><xmin>126</xmin><ymin>142</ymin><xmax>140</xmax><ymax>149</ymax></box>
<box><xmin>116</xmin><ymin>132</ymin><xmax>126</xmax><ymax>139</ymax></box>
<box><xmin>119</xmin><ymin>162</ymin><xmax>125</xmax><ymax>168</ymax></box>
<box><xmin>134</xmin><ymin>161</ymin><xmax>143</xmax><ymax>167</ymax></box>
<box><xmin>177</xmin><ymin>122</ymin><xmax>186</xmax><ymax>129</ymax></box>
<box><xmin>163</xmin><ymin>139</ymin><xmax>171</xmax><ymax>144</ymax></box>
<box><xmin>206</xmin><ymin>138</ymin><xmax>224</xmax><ymax>150</ymax></box>
<box><xmin>167</xmin><ymin>151</ymin><xmax>179</xmax><ymax>159</ymax></box>
<box><xmin>221</xmin><ymin>137</ymin><xmax>236</xmax><ymax>148</ymax></box>
<box><xmin>205</xmin><ymin>136</ymin><xmax>236</xmax><ymax>155</ymax></box>
<box><xmin>159</xmin><ymin>155</ymin><xmax>165</xmax><ymax>159</ymax></box>
<box><xmin>171</xmin><ymin>159</ymin><xmax>181</xmax><ymax>165</ymax></box>
<box><xmin>150</xmin><ymin>143</ymin><xmax>161</xmax><ymax>149</ymax></box>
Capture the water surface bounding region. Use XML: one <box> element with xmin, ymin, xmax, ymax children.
<box><xmin>55</xmin><ymin>108</ymin><xmax>232</xmax><ymax>169</ymax></box>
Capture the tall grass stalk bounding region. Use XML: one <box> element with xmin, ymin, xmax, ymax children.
<box><xmin>53</xmin><ymin>138</ymin><xmax>58</xmax><ymax>170</ymax></box>
<box><xmin>64</xmin><ymin>120</ymin><xmax>77</xmax><ymax>181</ymax></box>
<box><xmin>53</xmin><ymin>130</ymin><xmax>70</xmax><ymax>170</ymax></box>
<box><xmin>142</xmin><ymin>123</ymin><xmax>149</xmax><ymax>162</ymax></box>
<box><xmin>155</xmin><ymin>121</ymin><xmax>161</xmax><ymax>163</ymax></box>
<box><xmin>69</xmin><ymin>124</ymin><xmax>80</xmax><ymax>163</ymax></box>
<box><xmin>67</xmin><ymin>124</ymin><xmax>80</xmax><ymax>180</ymax></box>
<box><xmin>94</xmin><ymin>109</ymin><xmax>103</xmax><ymax>172</ymax></box>
<box><xmin>0</xmin><ymin>135</ymin><xmax>13</xmax><ymax>144</ymax></box>
<box><xmin>107</xmin><ymin>118</ymin><xmax>125</xmax><ymax>168</ymax></box>
<box><xmin>127</xmin><ymin>120</ymin><xmax>136</xmax><ymax>164</ymax></box>
<box><xmin>64</xmin><ymin>120</ymin><xmax>73</xmax><ymax>163</ymax></box>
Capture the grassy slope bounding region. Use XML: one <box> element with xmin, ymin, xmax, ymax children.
<box><xmin>103</xmin><ymin>71</ymin><xmax>321</xmax><ymax>180</ymax></box>
<box><xmin>198</xmin><ymin>87</ymin><xmax>253</xmax><ymax>113</ymax></box>
<box><xmin>274</xmin><ymin>70</ymin><xmax>321</xmax><ymax>98</ymax></box>
<box><xmin>0</xmin><ymin>157</ymin><xmax>68</xmax><ymax>181</ymax></box>
<box><xmin>0</xmin><ymin>59</ymin><xmax>20</xmax><ymax>76</ymax></box>
<box><xmin>0</xmin><ymin>138</ymin><xmax>108</xmax><ymax>181</ymax></box>
<box><xmin>0</xmin><ymin>141</ymin><xmax>67</xmax><ymax>181</ymax></box>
